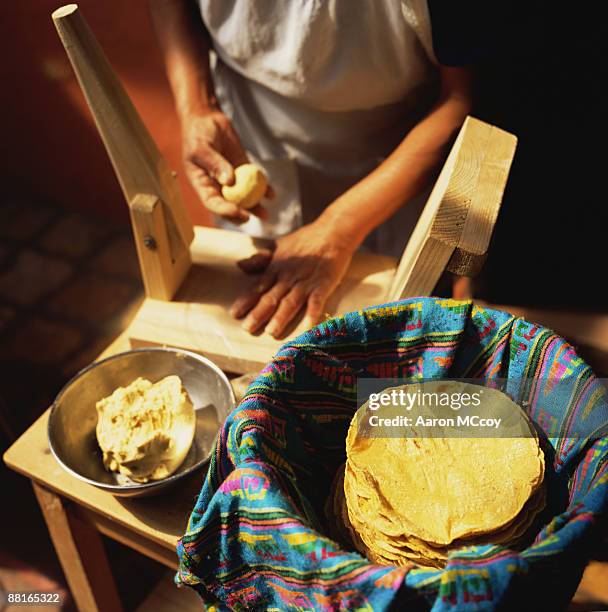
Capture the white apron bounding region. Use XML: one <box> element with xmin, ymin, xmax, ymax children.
<box><xmin>198</xmin><ymin>0</ymin><xmax>438</xmax><ymax>257</ymax></box>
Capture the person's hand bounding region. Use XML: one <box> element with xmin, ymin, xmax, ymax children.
<box><xmin>230</xmin><ymin>220</ymin><xmax>357</xmax><ymax>337</ymax></box>
<box><xmin>181</xmin><ymin>109</ymin><xmax>267</xmax><ymax>223</ymax></box>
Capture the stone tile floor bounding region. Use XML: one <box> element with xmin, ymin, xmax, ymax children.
<box><xmin>0</xmin><ymin>195</ymin><xmax>164</xmax><ymax>610</ymax></box>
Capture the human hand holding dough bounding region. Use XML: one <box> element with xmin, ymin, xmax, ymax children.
<box><xmin>221</xmin><ymin>164</ymin><xmax>268</xmax><ymax>210</ymax></box>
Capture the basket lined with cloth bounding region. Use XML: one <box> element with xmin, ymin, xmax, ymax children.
<box><xmin>176</xmin><ymin>298</ymin><xmax>608</xmax><ymax>611</ymax></box>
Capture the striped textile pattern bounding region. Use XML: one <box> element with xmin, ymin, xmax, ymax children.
<box><xmin>176</xmin><ymin>298</ymin><xmax>608</xmax><ymax>611</ymax></box>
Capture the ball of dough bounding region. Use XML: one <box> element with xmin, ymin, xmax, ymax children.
<box><xmin>221</xmin><ymin>164</ymin><xmax>268</xmax><ymax>209</ymax></box>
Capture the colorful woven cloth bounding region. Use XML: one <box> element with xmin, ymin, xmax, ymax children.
<box><xmin>176</xmin><ymin>298</ymin><xmax>608</xmax><ymax>611</ymax></box>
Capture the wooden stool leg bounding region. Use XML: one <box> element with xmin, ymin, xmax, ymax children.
<box><xmin>33</xmin><ymin>483</ymin><xmax>123</xmax><ymax>612</ymax></box>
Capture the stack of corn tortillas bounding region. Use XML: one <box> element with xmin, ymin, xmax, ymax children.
<box><xmin>329</xmin><ymin>382</ymin><xmax>546</xmax><ymax>568</ymax></box>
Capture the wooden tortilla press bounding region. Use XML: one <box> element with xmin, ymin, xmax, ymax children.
<box><xmin>52</xmin><ymin>4</ymin><xmax>517</xmax><ymax>374</ymax></box>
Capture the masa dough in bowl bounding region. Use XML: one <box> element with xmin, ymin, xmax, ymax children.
<box><xmin>95</xmin><ymin>375</ymin><xmax>195</xmax><ymax>483</ymax></box>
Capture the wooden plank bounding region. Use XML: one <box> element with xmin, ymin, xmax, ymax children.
<box><xmin>5</xmin><ymin>411</ymin><xmax>202</xmax><ymax>553</ymax></box>
<box><xmin>77</xmin><ymin>507</ymin><xmax>179</xmax><ymax>570</ymax></box>
<box><xmin>51</xmin><ymin>5</ymin><xmax>194</xmax><ymax>257</ymax></box>
<box><xmin>33</xmin><ymin>483</ymin><xmax>123</xmax><ymax>612</ymax></box>
<box><xmin>386</xmin><ymin>117</ymin><xmax>480</xmax><ymax>299</ymax></box>
<box><xmin>130</xmin><ymin>194</ymin><xmax>191</xmax><ymax>300</ymax></box>
<box><xmin>128</xmin><ymin>226</ymin><xmax>398</xmax><ymax>372</ymax></box>
<box><xmin>447</xmin><ymin>124</ymin><xmax>517</xmax><ymax>276</ymax></box>
<box><xmin>387</xmin><ymin>117</ymin><xmax>516</xmax><ymax>300</ymax></box>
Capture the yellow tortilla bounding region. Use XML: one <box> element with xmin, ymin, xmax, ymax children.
<box><xmin>328</xmin><ymin>382</ymin><xmax>546</xmax><ymax>567</ymax></box>
<box><xmin>346</xmin><ymin>382</ymin><xmax>545</xmax><ymax>546</ymax></box>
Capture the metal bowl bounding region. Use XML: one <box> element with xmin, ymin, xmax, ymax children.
<box><xmin>48</xmin><ymin>347</ymin><xmax>236</xmax><ymax>497</ymax></box>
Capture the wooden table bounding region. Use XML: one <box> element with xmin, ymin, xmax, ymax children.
<box><xmin>3</xmin><ymin>332</ymin><xmax>205</xmax><ymax>612</ymax></box>
<box><xmin>4</xmin><ymin>331</ymin><xmax>608</xmax><ymax>612</ymax></box>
